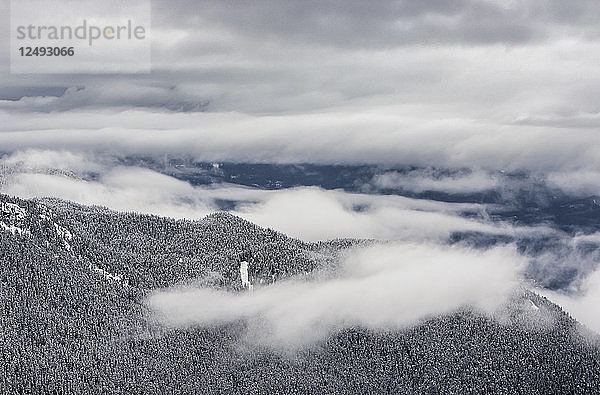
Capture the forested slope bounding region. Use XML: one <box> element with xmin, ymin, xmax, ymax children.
<box><xmin>1</xmin><ymin>194</ymin><xmax>599</xmax><ymax>394</ymax></box>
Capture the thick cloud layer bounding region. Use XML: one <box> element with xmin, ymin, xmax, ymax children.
<box><xmin>2</xmin><ymin>1</ymin><xmax>600</xmax><ymax>118</ymax></box>
<box><xmin>155</xmin><ymin>0</ymin><xmax>600</xmax><ymax>48</ymax></box>
<box><xmin>146</xmin><ymin>243</ymin><xmax>524</xmax><ymax>348</ymax></box>
<box><xmin>1</xmin><ymin>112</ymin><xmax>599</xmax><ymax>176</ymax></box>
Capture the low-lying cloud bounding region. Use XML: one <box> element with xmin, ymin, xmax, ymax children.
<box><xmin>372</xmin><ymin>168</ymin><xmax>501</xmax><ymax>194</ymax></box>
<box><xmin>547</xmin><ymin>171</ymin><xmax>600</xmax><ymax>197</ymax></box>
<box><xmin>541</xmin><ymin>268</ymin><xmax>600</xmax><ymax>334</ymax></box>
<box><xmin>237</xmin><ymin>187</ymin><xmax>540</xmax><ymax>242</ymax></box>
<box><xmin>1</xmin><ymin>153</ymin><xmax>551</xmax><ymax>243</ymax></box>
<box><xmin>146</xmin><ymin>243</ymin><xmax>524</xmax><ymax>348</ymax></box>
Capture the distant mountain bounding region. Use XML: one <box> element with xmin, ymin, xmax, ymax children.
<box><xmin>1</xmin><ymin>194</ymin><xmax>599</xmax><ymax>394</ymax></box>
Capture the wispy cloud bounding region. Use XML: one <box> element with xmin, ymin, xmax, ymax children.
<box><xmin>146</xmin><ymin>243</ymin><xmax>524</xmax><ymax>349</ymax></box>
<box><xmin>541</xmin><ymin>268</ymin><xmax>600</xmax><ymax>334</ymax></box>
<box><xmin>1</xmin><ymin>152</ymin><xmax>553</xmax><ymax>242</ymax></box>
<box><xmin>371</xmin><ymin>168</ymin><xmax>501</xmax><ymax>194</ymax></box>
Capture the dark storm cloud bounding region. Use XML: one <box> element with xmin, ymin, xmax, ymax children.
<box><xmin>2</xmin><ymin>0</ymin><xmax>600</xmax><ymax>113</ymax></box>
<box><xmin>153</xmin><ymin>0</ymin><xmax>600</xmax><ymax>48</ymax></box>
<box><xmin>0</xmin><ymin>83</ymin><xmax>208</xmax><ymax>112</ymax></box>
<box><xmin>0</xmin><ymin>86</ymin><xmax>68</xmax><ymax>101</ymax></box>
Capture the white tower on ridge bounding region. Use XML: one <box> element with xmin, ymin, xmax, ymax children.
<box><xmin>240</xmin><ymin>261</ymin><xmax>253</xmax><ymax>291</ymax></box>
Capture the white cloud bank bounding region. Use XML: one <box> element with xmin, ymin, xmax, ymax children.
<box><xmin>542</xmin><ymin>268</ymin><xmax>600</xmax><ymax>334</ymax></box>
<box><xmin>547</xmin><ymin>171</ymin><xmax>600</xmax><ymax>197</ymax></box>
<box><xmin>237</xmin><ymin>187</ymin><xmax>536</xmax><ymax>242</ymax></box>
<box><xmin>146</xmin><ymin>243</ymin><xmax>524</xmax><ymax>348</ymax></box>
<box><xmin>1</xmin><ymin>109</ymin><xmax>600</xmax><ymax>175</ymax></box>
<box><xmin>2</xmin><ymin>169</ymin><xmax>216</xmax><ymax>219</ymax></box>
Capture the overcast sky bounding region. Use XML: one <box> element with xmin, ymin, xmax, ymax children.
<box><xmin>1</xmin><ymin>0</ymin><xmax>599</xmax><ymax>116</ymax></box>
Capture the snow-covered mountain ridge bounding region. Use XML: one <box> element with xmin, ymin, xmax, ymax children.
<box><xmin>1</xmin><ymin>193</ymin><xmax>600</xmax><ymax>394</ymax></box>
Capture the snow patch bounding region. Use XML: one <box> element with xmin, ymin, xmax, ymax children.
<box><xmin>88</xmin><ymin>263</ymin><xmax>129</xmax><ymax>287</ymax></box>
<box><xmin>0</xmin><ymin>202</ymin><xmax>31</xmax><ymax>237</ymax></box>
<box><xmin>53</xmin><ymin>222</ymin><xmax>73</xmax><ymax>250</ymax></box>
<box><xmin>1</xmin><ymin>202</ymin><xmax>27</xmax><ymax>219</ymax></box>
<box><xmin>35</xmin><ymin>204</ymin><xmax>74</xmax><ymax>251</ymax></box>
<box><xmin>0</xmin><ymin>221</ymin><xmax>31</xmax><ymax>237</ymax></box>
<box><xmin>528</xmin><ymin>299</ymin><xmax>540</xmax><ymax>311</ymax></box>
